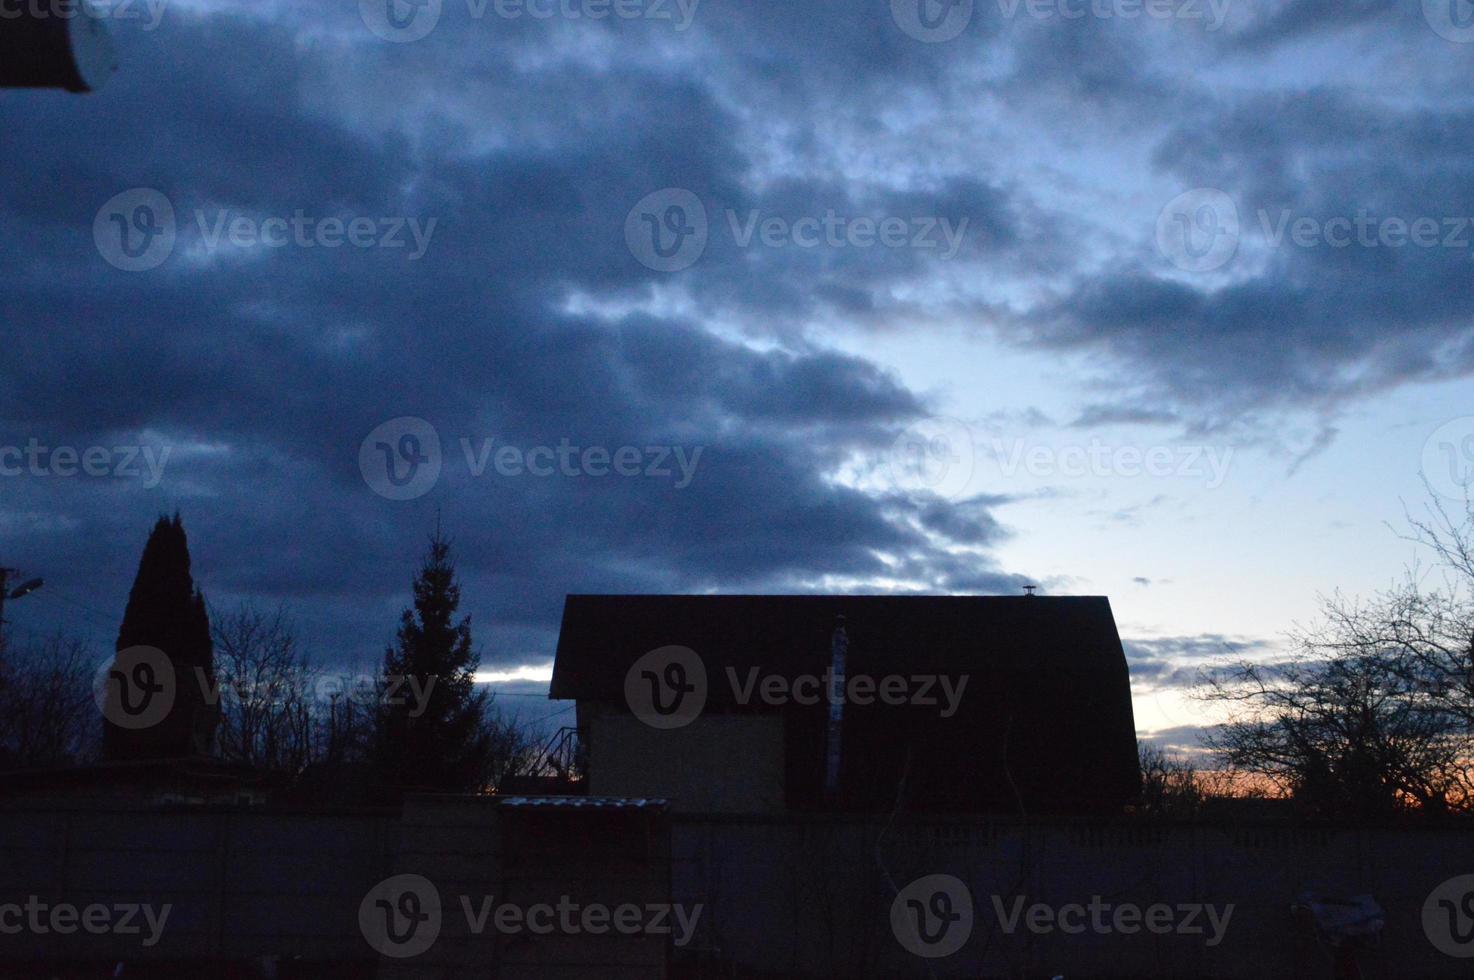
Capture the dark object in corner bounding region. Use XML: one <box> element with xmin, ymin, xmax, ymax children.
<box><xmin>0</xmin><ymin>6</ymin><xmax>117</xmax><ymax>93</ymax></box>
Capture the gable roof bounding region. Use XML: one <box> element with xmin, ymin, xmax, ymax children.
<box><xmin>552</xmin><ymin>593</ymin><xmax>1130</xmax><ymax>702</ymax></box>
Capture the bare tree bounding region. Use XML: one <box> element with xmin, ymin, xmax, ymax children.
<box><xmin>1201</xmin><ymin>644</ymin><xmax>1470</xmax><ymax>816</ymax></box>
<box><xmin>1385</xmin><ymin>487</ymin><xmax>1474</xmax><ymax>729</ymax></box>
<box><xmin>211</xmin><ymin>602</ymin><xmax>317</xmax><ymax>772</ymax></box>
<box><xmin>1199</xmin><ymin>483</ymin><xmax>1474</xmax><ymax>817</ymax></box>
<box><xmin>1135</xmin><ymin>745</ymin><xmax>1261</xmax><ymax>815</ymax></box>
<box><xmin>0</xmin><ymin>631</ymin><xmax>96</xmax><ymax>768</ymax></box>
<box><xmin>312</xmin><ymin>668</ymin><xmax>378</xmax><ymax>769</ymax></box>
<box><xmin>1137</xmin><ymin>745</ymin><xmax>1209</xmax><ymax>817</ymax></box>
<box><xmin>211</xmin><ymin>596</ymin><xmax>544</xmax><ymax>796</ymax></box>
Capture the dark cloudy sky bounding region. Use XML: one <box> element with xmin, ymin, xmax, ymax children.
<box><xmin>4</xmin><ymin>0</ymin><xmax>1473</xmax><ymax>742</ymax></box>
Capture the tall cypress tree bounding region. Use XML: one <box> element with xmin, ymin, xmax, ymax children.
<box><xmin>102</xmin><ymin>514</ymin><xmax>218</xmax><ymax>760</ymax></box>
<box><xmin>373</xmin><ymin>527</ymin><xmax>492</xmax><ymax>795</ymax></box>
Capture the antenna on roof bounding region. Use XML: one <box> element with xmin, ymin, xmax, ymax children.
<box><xmin>1023</xmin><ymin>585</ymin><xmax>1038</xmax><ymax>596</ymax></box>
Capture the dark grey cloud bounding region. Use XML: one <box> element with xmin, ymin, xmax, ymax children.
<box><xmin>1071</xmin><ymin>405</ymin><xmax>1181</xmax><ymax>428</ymax></box>
<box><xmin>1223</xmin><ymin>0</ymin><xmax>1399</xmax><ymax>50</ymax></box>
<box><xmin>1137</xmin><ymin>724</ymin><xmax>1214</xmax><ymax>753</ymax></box>
<box><xmin>1124</xmin><ymin>633</ymin><xmax>1278</xmax><ymax>691</ymax></box>
<box><xmin>1023</xmin><ymin>89</ymin><xmax>1474</xmax><ymax>434</ymax></box>
<box><xmin>2</xmin><ymin>0</ymin><xmax>1467</xmax><ymax>675</ymax></box>
<box><xmin>0</xmin><ymin>7</ymin><xmax>1038</xmax><ymax>669</ymax></box>
<box><xmin>1089</xmin><ymin>494</ymin><xmax>1171</xmax><ymax>527</ymax></box>
<box><xmin>1127</xmin><ymin>633</ymin><xmax>1273</xmax><ymax>663</ymax></box>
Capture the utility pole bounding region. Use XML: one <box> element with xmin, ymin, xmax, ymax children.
<box><xmin>0</xmin><ymin>568</ymin><xmax>12</xmax><ymax>636</ymax></box>
<box><xmin>0</xmin><ymin>568</ymin><xmax>12</xmax><ymax>661</ymax></box>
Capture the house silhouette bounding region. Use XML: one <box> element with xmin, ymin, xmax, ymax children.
<box><xmin>551</xmin><ymin>594</ymin><xmax>1141</xmax><ymax>815</ymax></box>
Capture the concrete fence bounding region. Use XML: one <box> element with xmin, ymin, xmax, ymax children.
<box><xmin>377</xmin><ymin>796</ymin><xmax>673</xmax><ymax>980</ymax></box>
<box><xmin>2</xmin><ymin>802</ymin><xmax>1474</xmax><ymax>978</ymax></box>
<box><xmin>672</xmin><ymin>815</ymin><xmax>1474</xmax><ymax>978</ymax></box>
<box><xmin>0</xmin><ymin>803</ymin><xmax>398</xmax><ymax>973</ymax></box>
<box><xmin>0</xmin><ymin>798</ymin><xmax>674</xmax><ymax>979</ymax></box>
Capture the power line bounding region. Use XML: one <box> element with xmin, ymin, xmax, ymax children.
<box><xmin>30</xmin><ymin>589</ymin><xmax>118</xmax><ymax>635</ymax></box>
<box><xmin>24</xmin><ymin>588</ymin><xmax>570</xmax><ymax>701</ymax></box>
<box><xmin>517</xmin><ymin>702</ymin><xmax>576</xmax><ymax>726</ymax></box>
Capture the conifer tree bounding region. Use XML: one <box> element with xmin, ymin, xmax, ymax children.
<box><xmin>102</xmin><ymin>514</ymin><xmax>217</xmax><ymax>760</ymax></box>
<box><xmin>373</xmin><ymin>527</ymin><xmax>492</xmax><ymax>794</ymax></box>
